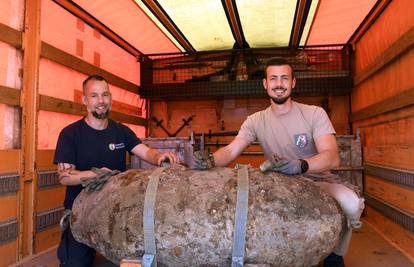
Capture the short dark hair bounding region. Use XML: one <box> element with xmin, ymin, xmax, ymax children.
<box><xmin>263</xmin><ymin>57</ymin><xmax>294</xmax><ymax>78</ymax></box>
<box><xmin>82</xmin><ymin>75</ymin><xmax>108</xmax><ymax>94</ymax></box>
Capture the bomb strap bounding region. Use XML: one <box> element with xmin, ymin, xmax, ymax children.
<box><xmin>232</xmin><ymin>164</ymin><xmax>250</xmax><ymax>267</ymax></box>
<box><xmin>142</xmin><ymin>167</ymin><xmax>166</xmax><ymax>267</ymax></box>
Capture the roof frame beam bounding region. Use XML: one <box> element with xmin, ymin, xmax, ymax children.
<box><xmin>347</xmin><ymin>0</ymin><xmax>392</xmax><ymax>46</ymax></box>
<box><xmin>221</xmin><ymin>0</ymin><xmax>247</xmax><ymax>48</ymax></box>
<box><xmin>140</xmin><ymin>0</ymin><xmax>195</xmax><ymax>52</ymax></box>
<box><xmin>289</xmin><ymin>0</ymin><xmax>313</xmax><ymax>47</ymax></box>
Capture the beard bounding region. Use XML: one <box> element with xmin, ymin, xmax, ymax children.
<box><xmin>270</xmin><ymin>87</ymin><xmax>291</xmax><ymax>105</ymax></box>
<box><xmin>92</xmin><ymin>109</ymin><xmax>110</xmax><ymax>119</ymax></box>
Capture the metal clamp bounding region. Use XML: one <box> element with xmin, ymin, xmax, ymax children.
<box><xmin>59</xmin><ymin>209</ymin><xmax>72</xmax><ymax>230</ymax></box>
<box><xmin>142</xmin><ymin>167</ymin><xmax>166</xmax><ymax>267</ymax></box>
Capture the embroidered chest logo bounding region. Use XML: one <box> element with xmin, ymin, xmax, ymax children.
<box><xmin>108</xmin><ymin>143</ymin><xmax>125</xmax><ymax>151</ymax></box>
<box><xmin>294</xmin><ymin>134</ymin><xmax>308</xmax><ymax>149</ymax></box>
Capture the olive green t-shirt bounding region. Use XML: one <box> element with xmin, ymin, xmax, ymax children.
<box><xmin>237</xmin><ymin>101</ymin><xmax>336</xmax><ymax>179</ymax></box>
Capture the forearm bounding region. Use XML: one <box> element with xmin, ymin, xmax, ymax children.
<box><xmin>305</xmin><ymin>149</ymin><xmax>340</xmax><ymax>173</ymax></box>
<box><xmin>143</xmin><ymin>148</ymin><xmax>163</xmax><ymax>165</ymax></box>
<box><xmin>59</xmin><ymin>169</ymin><xmax>96</xmax><ymax>186</ymax></box>
<box><xmin>213</xmin><ymin>137</ymin><xmax>250</xmax><ymax>167</ymax></box>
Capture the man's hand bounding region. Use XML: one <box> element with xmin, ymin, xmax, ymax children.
<box><xmin>272</xmin><ymin>159</ymin><xmax>303</xmax><ymax>175</ymax></box>
<box><xmin>80</xmin><ymin>167</ymin><xmax>120</xmax><ymax>193</ymax></box>
<box><xmin>156</xmin><ymin>151</ymin><xmax>180</xmax><ymax>166</ymax></box>
<box><xmin>193</xmin><ymin>150</ymin><xmax>215</xmax><ymax>170</ymax></box>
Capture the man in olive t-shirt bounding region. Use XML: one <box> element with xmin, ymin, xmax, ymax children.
<box><xmin>194</xmin><ymin>58</ymin><xmax>364</xmax><ymax>267</ymax></box>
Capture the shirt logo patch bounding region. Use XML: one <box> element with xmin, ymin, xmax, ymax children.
<box><xmin>108</xmin><ymin>143</ymin><xmax>125</xmax><ymax>151</ymax></box>
<box><xmin>294</xmin><ymin>134</ymin><xmax>308</xmax><ymax>149</ymax></box>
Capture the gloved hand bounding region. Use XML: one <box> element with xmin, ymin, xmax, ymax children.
<box><xmin>272</xmin><ymin>158</ymin><xmax>303</xmax><ymax>175</ymax></box>
<box><xmin>193</xmin><ymin>150</ymin><xmax>215</xmax><ymax>170</ymax></box>
<box><xmin>81</xmin><ymin>167</ymin><xmax>120</xmax><ymax>193</ymax></box>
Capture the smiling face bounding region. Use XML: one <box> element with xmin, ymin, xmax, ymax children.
<box><xmin>82</xmin><ymin>79</ymin><xmax>112</xmax><ymax>120</ymax></box>
<box><xmin>263</xmin><ymin>64</ymin><xmax>296</xmax><ymax>105</ymax></box>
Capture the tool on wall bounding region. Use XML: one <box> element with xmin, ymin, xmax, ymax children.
<box><xmin>151</xmin><ymin>115</ymin><xmax>195</xmax><ymax>137</ymax></box>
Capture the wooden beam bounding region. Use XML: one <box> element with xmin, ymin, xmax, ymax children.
<box><xmin>365</xmin><ymin>175</ymin><xmax>414</xmax><ymax>215</ymax></box>
<box><xmin>354</xmin><ymin>26</ymin><xmax>414</xmax><ymax>86</ymax></box>
<box><xmin>348</xmin><ymin>0</ymin><xmax>392</xmax><ymax>46</ymax></box>
<box><xmin>350</xmin><ymin>85</ymin><xmax>414</xmax><ymax>122</ymax></box>
<box><xmin>39</xmin><ymin>95</ymin><xmax>147</xmax><ymax>126</ymax></box>
<box><xmin>41</xmin><ymin>42</ymin><xmax>140</xmax><ymax>94</ymax></box>
<box><xmin>0</xmin><ymin>86</ymin><xmax>20</xmax><ymax>106</ymax></box>
<box><xmin>52</xmin><ymin>0</ymin><xmax>141</xmax><ymax>57</ymax></box>
<box><xmin>289</xmin><ymin>0</ymin><xmax>311</xmax><ymax>47</ymax></box>
<box><xmin>0</xmin><ymin>22</ymin><xmax>22</xmax><ymax>48</ymax></box>
<box><xmin>139</xmin><ymin>0</ymin><xmax>195</xmax><ymax>52</ymax></box>
<box><xmin>20</xmin><ymin>0</ymin><xmax>41</xmax><ymax>258</ymax></box>
<box><xmin>222</xmin><ymin>0</ymin><xmax>245</xmax><ymax>48</ymax></box>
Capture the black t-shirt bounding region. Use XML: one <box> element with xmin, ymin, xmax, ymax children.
<box><xmin>54</xmin><ymin>118</ymin><xmax>142</xmax><ymax>209</ymax></box>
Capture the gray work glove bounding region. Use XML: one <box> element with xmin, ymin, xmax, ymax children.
<box><xmin>81</xmin><ymin>168</ymin><xmax>120</xmax><ymax>193</ymax></box>
<box><xmin>193</xmin><ymin>150</ymin><xmax>215</xmax><ymax>170</ymax></box>
<box><xmin>272</xmin><ymin>159</ymin><xmax>303</xmax><ymax>175</ymax></box>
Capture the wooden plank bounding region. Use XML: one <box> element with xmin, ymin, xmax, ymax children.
<box><xmin>0</xmin><ymin>240</ymin><xmax>18</xmax><ymax>267</ymax></box>
<box><xmin>353</xmin><ymin>105</ymin><xmax>414</xmax><ymax>130</ymax></box>
<box><xmin>364</xmin><ymin>145</ymin><xmax>414</xmax><ymax>171</ymax></box>
<box><xmin>351</xmin><ymin>85</ymin><xmax>414</xmax><ymax>122</ymax></box>
<box><xmin>39</xmin><ymin>94</ymin><xmax>147</xmax><ymax>126</ymax></box>
<box><xmin>0</xmin><ymin>22</ymin><xmax>22</xmax><ymax>48</ymax></box>
<box><xmin>354</xmin><ymin>26</ymin><xmax>414</xmax><ymax>86</ymax></box>
<box><xmin>364</xmin><ymin>206</ymin><xmax>414</xmax><ymax>261</ymax></box>
<box><xmin>0</xmin><ymin>195</ymin><xmax>18</xmax><ymax>221</ymax></box>
<box><xmin>74</xmin><ymin>90</ymin><xmax>142</xmax><ymax>116</ymax></box>
<box><xmin>0</xmin><ymin>86</ymin><xmax>21</xmax><ymax>106</ymax></box>
<box><xmin>36</xmin><ymin>150</ymin><xmax>56</xmax><ymax>171</ymax></box>
<box><xmin>41</xmin><ymin>42</ymin><xmax>140</xmax><ymax>94</ymax></box>
<box><xmin>0</xmin><ymin>150</ymin><xmax>20</xmax><ymax>172</ymax></box>
<box><xmin>52</xmin><ymin>0</ymin><xmax>141</xmax><ymax>57</ymax></box>
<box><xmin>365</xmin><ymin>175</ymin><xmax>414</xmax><ymax>215</ymax></box>
<box><xmin>20</xmin><ymin>0</ymin><xmax>42</xmax><ymax>257</ymax></box>
<box><xmin>34</xmin><ymin>225</ymin><xmax>61</xmax><ymax>254</ymax></box>
<box><xmin>40</xmin><ymin>94</ymin><xmax>85</xmax><ymax>116</ymax></box>
<box><xmin>36</xmin><ymin>187</ymin><xmax>65</xmax><ymax>212</ymax></box>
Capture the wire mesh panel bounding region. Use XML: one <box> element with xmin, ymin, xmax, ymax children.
<box><xmin>140</xmin><ymin>45</ymin><xmax>352</xmax><ymax>98</ymax></box>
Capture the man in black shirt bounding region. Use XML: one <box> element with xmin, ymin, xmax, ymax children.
<box><xmin>54</xmin><ymin>75</ymin><xmax>179</xmax><ymax>267</ymax></box>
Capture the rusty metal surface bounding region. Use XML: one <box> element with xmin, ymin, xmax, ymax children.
<box><xmin>131</xmin><ymin>137</ymin><xmax>196</xmax><ymax>169</ymax></box>
<box><xmin>71</xmin><ymin>166</ymin><xmax>345</xmax><ymax>267</ymax></box>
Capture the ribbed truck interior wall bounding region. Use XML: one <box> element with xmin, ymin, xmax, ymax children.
<box><xmin>0</xmin><ymin>1</ymin><xmax>24</xmax><ymax>266</ymax></box>
<box><xmin>0</xmin><ymin>0</ymin><xmax>147</xmax><ymax>265</ymax></box>
<box><xmin>351</xmin><ymin>0</ymin><xmax>414</xmax><ymax>260</ymax></box>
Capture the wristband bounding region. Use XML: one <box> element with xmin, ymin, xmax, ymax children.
<box><xmin>299</xmin><ymin>159</ymin><xmax>309</xmax><ymax>174</ymax></box>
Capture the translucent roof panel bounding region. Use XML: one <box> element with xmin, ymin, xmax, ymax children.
<box><xmin>158</xmin><ymin>0</ymin><xmax>235</xmax><ymax>51</ymax></box>
<box><xmin>236</xmin><ymin>0</ymin><xmax>297</xmax><ymax>48</ymax></box>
